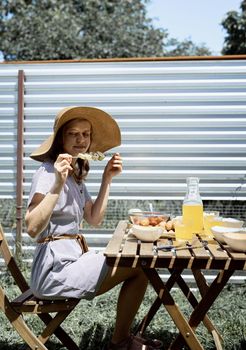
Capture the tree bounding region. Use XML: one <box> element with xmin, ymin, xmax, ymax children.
<box><xmin>222</xmin><ymin>0</ymin><xmax>246</xmax><ymax>54</ymax></box>
<box><xmin>0</xmin><ymin>0</ymin><xmax>166</xmax><ymax>60</ymax></box>
<box><xmin>0</xmin><ymin>0</ymin><xmax>211</xmax><ymax>61</ymax></box>
<box><xmin>164</xmin><ymin>38</ymin><xmax>211</xmax><ymax>57</ymax></box>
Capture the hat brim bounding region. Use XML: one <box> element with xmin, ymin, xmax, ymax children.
<box><xmin>30</xmin><ymin>106</ymin><xmax>121</xmax><ymax>162</ymax></box>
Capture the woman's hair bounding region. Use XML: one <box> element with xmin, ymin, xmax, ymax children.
<box><xmin>48</xmin><ymin>120</ymin><xmax>90</xmax><ymax>182</ymax></box>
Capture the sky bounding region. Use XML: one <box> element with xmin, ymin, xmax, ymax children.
<box><xmin>146</xmin><ymin>0</ymin><xmax>242</xmax><ymax>55</ymax></box>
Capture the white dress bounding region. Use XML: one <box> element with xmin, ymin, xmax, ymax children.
<box><xmin>28</xmin><ymin>161</ymin><xmax>109</xmax><ymax>300</ymax></box>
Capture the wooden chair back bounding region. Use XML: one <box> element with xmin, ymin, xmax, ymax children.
<box><xmin>0</xmin><ymin>224</ymin><xmax>81</xmax><ymax>350</ymax></box>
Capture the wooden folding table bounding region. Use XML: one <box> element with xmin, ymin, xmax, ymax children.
<box><xmin>104</xmin><ymin>220</ymin><xmax>246</xmax><ymax>350</ymax></box>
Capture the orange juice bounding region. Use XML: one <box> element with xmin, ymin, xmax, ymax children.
<box><xmin>182</xmin><ymin>204</ymin><xmax>203</xmax><ymax>235</ymax></box>
<box><xmin>204</xmin><ymin>216</ymin><xmax>224</xmax><ymax>237</ymax></box>
<box><xmin>175</xmin><ymin>219</ymin><xmax>193</xmax><ymax>240</ymax></box>
<box><xmin>203</xmin><ymin>213</ymin><xmax>221</xmax><ymax>236</ymax></box>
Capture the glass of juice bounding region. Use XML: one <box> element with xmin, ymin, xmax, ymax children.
<box><xmin>174</xmin><ymin>217</ymin><xmax>193</xmax><ymax>241</ymax></box>
<box><xmin>203</xmin><ymin>214</ymin><xmax>222</xmax><ymax>237</ymax></box>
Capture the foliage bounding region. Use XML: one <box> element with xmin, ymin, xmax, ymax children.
<box><xmin>0</xmin><ymin>0</ymin><xmax>211</xmax><ymax>61</ymax></box>
<box><xmin>222</xmin><ymin>0</ymin><xmax>246</xmax><ymax>54</ymax></box>
<box><xmin>165</xmin><ymin>38</ymin><xmax>211</xmax><ymax>57</ymax></box>
<box><xmin>0</xmin><ymin>199</ymin><xmax>16</xmax><ymax>229</ymax></box>
<box><xmin>0</xmin><ymin>0</ymin><xmax>165</xmax><ymax>60</ymax></box>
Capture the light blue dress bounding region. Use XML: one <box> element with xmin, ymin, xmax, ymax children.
<box><xmin>28</xmin><ymin>161</ymin><xmax>109</xmax><ymax>300</ymax></box>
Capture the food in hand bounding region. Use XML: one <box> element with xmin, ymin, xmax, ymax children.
<box><xmin>77</xmin><ymin>151</ymin><xmax>105</xmax><ymax>161</ymax></box>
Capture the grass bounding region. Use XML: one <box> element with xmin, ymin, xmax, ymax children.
<box><xmin>0</xmin><ymin>271</ymin><xmax>246</xmax><ymax>350</ymax></box>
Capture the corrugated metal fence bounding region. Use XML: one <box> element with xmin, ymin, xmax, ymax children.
<box><xmin>1</xmin><ymin>57</ymin><xmax>246</xmax><ymax>200</ymax></box>
<box><xmin>0</xmin><ymin>57</ymin><xmax>246</xmax><ymax>281</ymax></box>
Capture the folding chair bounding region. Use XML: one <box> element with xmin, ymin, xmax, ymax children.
<box><xmin>0</xmin><ymin>223</ymin><xmax>82</xmax><ymax>350</ymax></box>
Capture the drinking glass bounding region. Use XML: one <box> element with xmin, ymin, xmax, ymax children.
<box><xmin>203</xmin><ymin>213</ymin><xmax>222</xmax><ymax>237</ymax></box>
<box><xmin>174</xmin><ymin>217</ymin><xmax>193</xmax><ymax>241</ymax></box>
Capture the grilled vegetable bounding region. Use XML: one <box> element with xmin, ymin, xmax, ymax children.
<box><xmin>76</xmin><ymin>151</ymin><xmax>105</xmax><ymax>161</ymax></box>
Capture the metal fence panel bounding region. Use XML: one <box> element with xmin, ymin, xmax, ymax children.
<box><xmin>1</xmin><ymin>58</ymin><xmax>246</xmax><ymax>200</ymax></box>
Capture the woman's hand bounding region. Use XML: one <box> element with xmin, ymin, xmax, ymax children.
<box><xmin>84</xmin><ymin>153</ymin><xmax>122</xmax><ymax>226</ymax></box>
<box><xmin>103</xmin><ymin>153</ymin><xmax>122</xmax><ymax>182</ymax></box>
<box><xmin>54</xmin><ymin>153</ymin><xmax>73</xmax><ymax>188</ymax></box>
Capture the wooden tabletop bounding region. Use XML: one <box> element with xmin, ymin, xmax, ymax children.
<box><xmin>104</xmin><ymin>221</ymin><xmax>246</xmax><ymax>271</ymax></box>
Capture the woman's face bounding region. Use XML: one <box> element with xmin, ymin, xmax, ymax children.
<box><xmin>62</xmin><ymin>119</ymin><xmax>91</xmax><ymax>156</ymax></box>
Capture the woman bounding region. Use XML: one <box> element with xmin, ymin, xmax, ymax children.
<box><xmin>25</xmin><ymin>106</ymin><xmax>162</xmax><ymax>350</ymax></box>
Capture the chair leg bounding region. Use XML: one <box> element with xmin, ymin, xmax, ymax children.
<box><xmin>38</xmin><ymin>311</ymin><xmax>80</xmax><ymax>350</ymax></box>
<box><xmin>1</xmin><ymin>286</ymin><xmax>80</xmax><ymax>350</ymax></box>
<box><xmin>0</xmin><ymin>288</ymin><xmax>48</xmax><ymax>350</ymax></box>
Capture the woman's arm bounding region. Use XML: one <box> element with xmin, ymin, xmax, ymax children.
<box><xmin>25</xmin><ymin>154</ymin><xmax>73</xmax><ymax>238</ymax></box>
<box><xmin>84</xmin><ymin>153</ymin><xmax>122</xmax><ymax>226</ymax></box>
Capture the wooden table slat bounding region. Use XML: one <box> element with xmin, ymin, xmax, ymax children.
<box><xmin>192</xmin><ymin>246</ymin><xmax>211</xmax><ymax>259</ymax></box>
<box><xmin>175</xmin><ymin>247</ymin><xmax>192</xmax><ymax>259</ymax></box>
<box><xmin>140</xmin><ymin>242</ymin><xmax>155</xmax><ymax>257</ymax></box>
<box><xmin>207</xmin><ymin>243</ymin><xmax>230</xmax><ymax>260</ymax></box>
<box><xmin>104</xmin><ymin>221</ymin><xmax>128</xmax><ymax>256</ymax></box>
<box><xmin>156</xmin><ymin>239</ymin><xmax>174</xmax><ymax>258</ymax></box>
<box><xmin>222</xmin><ymin>246</ymin><xmax>246</xmax><ymax>260</ymax></box>
<box><xmin>187</xmin><ymin>237</ymin><xmax>211</xmax><ymax>259</ymax></box>
<box><xmin>121</xmin><ymin>237</ymin><xmax>138</xmax><ymax>257</ymax></box>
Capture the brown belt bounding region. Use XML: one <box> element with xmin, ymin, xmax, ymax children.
<box><xmin>37</xmin><ymin>234</ymin><xmax>89</xmax><ymax>253</ymax></box>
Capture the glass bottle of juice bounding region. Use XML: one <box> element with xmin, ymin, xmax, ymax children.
<box><xmin>182</xmin><ymin>177</ymin><xmax>203</xmax><ymax>235</ymax></box>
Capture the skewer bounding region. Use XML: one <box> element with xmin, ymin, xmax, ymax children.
<box><xmin>71</xmin><ymin>151</ymin><xmax>106</xmax><ymax>161</ymax></box>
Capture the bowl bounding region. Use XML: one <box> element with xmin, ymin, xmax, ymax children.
<box><xmin>131</xmin><ymin>224</ymin><xmax>163</xmax><ymax>242</ymax></box>
<box><xmin>220</xmin><ymin>217</ymin><xmax>244</xmax><ymax>228</ymax></box>
<box><xmin>129</xmin><ymin>211</ymin><xmax>170</xmax><ymax>227</ymax></box>
<box><xmin>223</xmin><ymin>230</ymin><xmax>246</xmax><ymax>252</ymax></box>
<box><xmin>211</xmin><ymin>226</ymin><xmax>241</xmax><ymax>244</ymax></box>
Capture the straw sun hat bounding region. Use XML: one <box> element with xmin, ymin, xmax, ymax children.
<box><xmin>30</xmin><ymin>106</ymin><xmax>121</xmax><ymax>162</ymax></box>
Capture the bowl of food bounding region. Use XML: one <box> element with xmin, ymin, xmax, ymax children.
<box><xmin>131</xmin><ymin>224</ymin><xmax>163</xmax><ymax>242</ymax></box>
<box><xmin>223</xmin><ymin>229</ymin><xmax>246</xmax><ymax>252</ymax></box>
<box><xmin>128</xmin><ymin>210</ymin><xmax>170</xmax><ymax>227</ymax></box>
<box><xmin>211</xmin><ymin>226</ymin><xmax>241</xmax><ymax>244</ymax></box>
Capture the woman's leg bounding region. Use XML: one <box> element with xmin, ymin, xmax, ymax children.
<box><xmin>96</xmin><ymin>267</ymin><xmax>148</xmax><ymax>344</ymax></box>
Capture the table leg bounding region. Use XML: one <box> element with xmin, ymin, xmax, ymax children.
<box><xmin>172</xmin><ymin>269</ymin><xmax>223</xmax><ymax>346</ymax></box>
<box><xmin>138</xmin><ymin>268</ymin><xmax>221</xmax><ymax>339</ymax></box>
<box><xmin>170</xmin><ymin>269</ymin><xmax>234</xmax><ymax>350</ymax></box>
<box><xmin>137</xmin><ymin>269</ymin><xmax>184</xmax><ymax>335</ymax></box>
<box><xmin>143</xmin><ymin>268</ymin><xmax>205</xmax><ymax>350</ymax></box>
<box><xmin>193</xmin><ymin>269</ymin><xmax>214</xmax><ymax>297</ymax></box>
<box><xmin>192</xmin><ymin>269</ymin><xmax>223</xmax><ymax>345</ymax></box>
